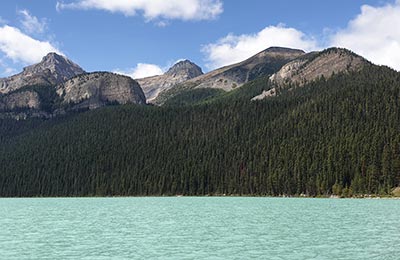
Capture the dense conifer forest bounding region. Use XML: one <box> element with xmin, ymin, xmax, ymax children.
<box><xmin>1</xmin><ymin>65</ymin><xmax>400</xmax><ymax>197</ymax></box>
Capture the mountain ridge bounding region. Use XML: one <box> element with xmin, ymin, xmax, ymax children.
<box><xmin>153</xmin><ymin>47</ymin><xmax>306</xmax><ymax>104</ymax></box>
<box><xmin>0</xmin><ymin>46</ymin><xmax>381</xmax><ymax>117</ymax></box>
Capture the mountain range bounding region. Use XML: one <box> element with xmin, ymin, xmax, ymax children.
<box><xmin>1</xmin><ymin>45</ymin><xmax>399</xmax><ymax>197</ymax></box>
<box><xmin>0</xmin><ymin>46</ymin><xmax>370</xmax><ymax>118</ymax></box>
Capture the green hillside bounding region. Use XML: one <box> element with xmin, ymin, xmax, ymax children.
<box><xmin>1</xmin><ymin>64</ymin><xmax>400</xmax><ymax>197</ymax></box>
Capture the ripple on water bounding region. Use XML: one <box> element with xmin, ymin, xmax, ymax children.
<box><xmin>0</xmin><ymin>197</ymin><xmax>399</xmax><ymax>260</ymax></box>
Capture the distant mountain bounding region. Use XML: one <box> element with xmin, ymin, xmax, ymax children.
<box><xmin>56</xmin><ymin>72</ymin><xmax>146</xmax><ymax>110</ymax></box>
<box><xmin>0</xmin><ymin>53</ymin><xmax>85</xmax><ymax>94</ymax></box>
<box><xmin>154</xmin><ymin>47</ymin><xmax>305</xmax><ymax>104</ymax></box>
<box><xmin>137</xmin><ymin>60</ymin><xmax>203</xmax><ymax>102</ymax></box>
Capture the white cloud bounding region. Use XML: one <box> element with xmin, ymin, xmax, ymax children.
<box><xmin>331</xmin><ymin>0</ymin><xmax>400</xmax><ymax>70</ymax></box>
<box><xmin>0</xmin><ymin>25</ymin><xmax>62</xmax><ymax>64</ymax></box>
<box><xmin>202</xmin><ymin>24</ymin><xmax>319</xmax><ymax>70</ymax></box>
<box><xmin>18</xmin><ymin>9</ymin><xmax>48</xmax><ymax>35</ymax></box>
<box><xmin>57</xmin><ymin>0</ymin><xmax>223</xmax><ymax>21</ymax></box>
<box><xmin>114</xmin><ymin>63</ymin><xmax>164</xmax><ymax>79</ymax></box>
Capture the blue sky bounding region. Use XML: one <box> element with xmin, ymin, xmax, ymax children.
<box><xmin>0</xmin><ymin>0</ymin><xmax>399</xmax><ymax>78</ymax></box>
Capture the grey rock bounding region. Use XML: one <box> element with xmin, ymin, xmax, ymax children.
<box><xmin>0</xmin><ymin>53</ymin><xmax>85</xmax><ymax>94</ymax></box>
<box><xmin>155</xmin><ymin>47</ymin><xmax>305</xmax><ymax>105</ymax></box>
<box><xmin>137</xmin><ymin>60</ymin><xmax>203</xmax><ymax>102</ymax></box>
<box><xmin>57</xmin><ymin>72</ymin><xmax>146</xmax><ymax>110</ymax></box>
<box><xmin>0</xmin><ymin>91</ymin><xmax>40</xmax><ymax>111</ymax></box>
<box><xmin>251</xmin><ymin>48</ymin><xmax>369</xmax><ymax>101</ymax></box>
<box><xmin>192</xmin><ymin>47</ymin><xmax>305</xmax><ymax>91</ymax></box>
<box><xmin>270</xmin><ymin>48</ymin><xmax>367</xmax><ymax>86</ymax></box>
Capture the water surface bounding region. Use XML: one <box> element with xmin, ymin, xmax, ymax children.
<box><xmin>0</xmin><ymin>197</ymin><xmax>399</xmax><ymax>259</ymax></box>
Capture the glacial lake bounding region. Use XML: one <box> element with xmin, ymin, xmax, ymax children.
<box><xmin>0</xmin><ymin>197</ymin><xmax>399</xmax><ymax>260</ymax></box>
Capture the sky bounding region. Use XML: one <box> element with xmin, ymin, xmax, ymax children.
<box><xmin>0</xmin><ymin>0</ymin><xmax>400</xmax><ymax>78</ymax></box>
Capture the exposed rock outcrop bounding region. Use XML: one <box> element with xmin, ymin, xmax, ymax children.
<box><xmin>270</xmin><ymin>48</ymin><xmax>367</xmax><ymax>86</ymax></box>
<box><xmin>251</xmin><ymin>48</ymin><xmax>370</xmax><ymax>101</ymax></box>
<box><xmin>0</xmin><ymin>53</ymin><xmax>85</xmax><ymax>94</ymax></box>
<box><xmin>57</xmin><ymin>72</ymin><xmax>146</xmax><ymax>110</ymax></box>
<box><xmin>137</xmin><ymin>60</ymin><xmax>203</xmax><ymax>102</ymax></box>
<box><xmin>0</xmin><ymin>91</ymin><xmax>40</xmax><ymax>111</ymax></box>
<box><xmin>251</xmin><ymin>88</ymin><xmax>277</xmax><ymax>101</ymax></box>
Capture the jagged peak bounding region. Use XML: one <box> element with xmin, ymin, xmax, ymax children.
<box><xmin>39</xmin><ymin>52</ymin><xmax>82</xmax><ymax>69</ymax></box>
<box><xmin>42</xmin><ymin>52</ymin><xmax>66</xmax><ymax>61</ymax></box>
<box><xmin>22</xmin><ymin>52</ymin><xmax>85</xmax><ymax>74</ymax></box>
<box><xmin>165</xmin><ymin>60</ymin><xmax>203</xmax><ymax>77</ymax></box>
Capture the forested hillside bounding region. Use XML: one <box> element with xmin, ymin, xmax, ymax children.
<box><xmin>1</xmin><ymin>65</ymin><xmax>400</xmax><ymax>197</ymax></box>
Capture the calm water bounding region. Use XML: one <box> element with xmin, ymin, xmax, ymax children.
<box><xmin>0</xmin><ymin>197</ymin><xmax>399</xmax><ymax>260</ymax></box>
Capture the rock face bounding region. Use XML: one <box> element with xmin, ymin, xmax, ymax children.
<box><xmin>57</xmin><ymin>72</ymin><xmax>146</xmax><ymax>110</ymax></box>
<box><xmin>165</xmin><ymin>60</ymin><xmax>203</xmax><ymax>78</ymax></box>
<box><xmin>0</xmin><ymin>53</ymin><xmax>85</xmax><ymax>94</ymax></box>
<box><xmin>0</xmin><ymin>91</ymin><xmax>40</xmax><ymax>111</ymax></box>
<box><xmin>250</xmin><ymin>48</ymin><xmax>369</xmax><ymax>101</ymax></box>
<box><xmin>137</xmin><ymin>60</ymin><xmax>203</xmax><ymax>102</ymax></box>
<box><xmin>154</xmin><ymin>47</ymin><xmax>305</xmax><ymax>104</ymax></box>
<box><xmin>190</xmin><ymin>47</ymin><xmax>305</xmax><ymax>91</ymax></box>
<box><xmin>251</xmin><ymin>88</ymin><xmax>277</xmax><ymax>101</ymax></box>
<box><xmin>270</xmin><ymin>48</ymin><xmax>367</xmax><ymax>86</ymax></box>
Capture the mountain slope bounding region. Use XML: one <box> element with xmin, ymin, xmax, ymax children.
<box><xmin>1</xmin><ymin>63</ymin><xmax>399</xmax><ymax>197</ymax></box>
<box><xmin>137</xmin><ymin>60</ymin><xmax>203</xmax><ymax>102</ymax></box>
<box><xmin>154</xmin><ymin>47</ymin><xmax>305</xmax><ymax>104</ymax></box>
<box><xmin>0</xmin><ymin>53</ymin><xmax>85</xmax><ymax>94</ymax></box>
<box><xmin>250</xmin><ymin>48</ymin><xmax>369</xmax><ymax>101</ymax></box>
<box><xmin>270</xmin><ymin>48</ymin><xmax>367</xmax><ymax>86</ymax></box>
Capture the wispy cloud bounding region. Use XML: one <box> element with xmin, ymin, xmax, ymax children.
<box><xmin>202</xmin><ymin>24</ymin><xmax>319</xmax><ymax>70</ymax></box>
<box><xmin>56</xmin><ymin>0</ymin><xmax>223</xmax><ymax>21</ymax></box>
<box><xmin>0</xmin><ymin>25</ymin><xmax>62</xmax><ymax>64</ymax></box>
<box><xmin>18</xmin><ymin>9</ymin><xmax>48</xmax><ymax>35</ymax></box>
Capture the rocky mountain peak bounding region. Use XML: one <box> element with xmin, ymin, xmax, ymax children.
<box><xmin>42</xmin><ymin>52</ymin><xmax>66</xmax><ymax>62</ymax></box>
<box><xmin>165</xmin><ymin>60</ymin><xmax>203</xmax><ymax>78</ymax></box>
<box><xmin>0</xmin><ymin>52</ymin><xmax>85</xmax><ymax>94</ymax></box>
<box><xmin>23</xmin><ymin>52</ymin><xmax>85</xmax><ymax>80</ymax></box>
<box><xmin>137</xmin><ymin>60</ymin><xmax>203</xmax><ymax>102</ymax></box>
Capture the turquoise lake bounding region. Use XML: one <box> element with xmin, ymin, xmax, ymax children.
<box><xmin>0</xmin><ymin>197</ymin><xmax>399</xmax><ymax>259</ymax></box>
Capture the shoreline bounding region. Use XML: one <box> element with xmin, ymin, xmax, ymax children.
<box><xmin>0</xmin><ymin>194</ymin><xmax>399</xmax><ymax>199</ymax></box>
